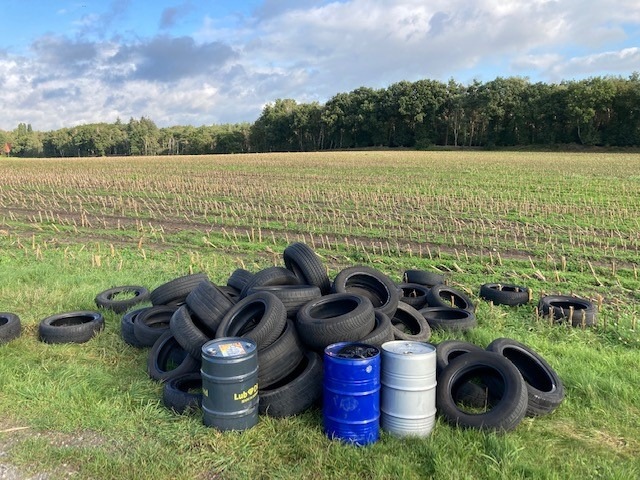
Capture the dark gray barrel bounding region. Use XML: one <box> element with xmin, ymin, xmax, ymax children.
<box><xmin>201</xmin><ymin>337</ymin><xmax>258</xmax><ymax>431</ymax></box>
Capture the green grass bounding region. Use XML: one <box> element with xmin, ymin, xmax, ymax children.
<box><xmin>1</xmin><ymin>151</ymin><xmax>639</xmax><ymax>479</ymax></box>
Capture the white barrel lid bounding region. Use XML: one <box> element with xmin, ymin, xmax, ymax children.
<box><xmin>381</xmin><ymin>340</ymin><xmax>435</xmax><ymax>356</ymax></box>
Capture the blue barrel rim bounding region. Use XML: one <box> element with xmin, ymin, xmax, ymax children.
<box><xmin>324</xmin><ymin>341</ymin><xmax>380</xmax><ymax>360</ymax></box>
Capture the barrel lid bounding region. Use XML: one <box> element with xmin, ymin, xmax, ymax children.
<box><xmin>325</xmin><ymin>342</ymin><xmax>379</xmax><ymax>359</ymax></box>
<box><xmin>202</xmin><ymin>337</ymin><xmax>256</xmax><ymax>357</ymax></box>
<box><xmin>381</xmin><ymin>340</ymin><xmax>435</xmax><ymax>356</ymax></box>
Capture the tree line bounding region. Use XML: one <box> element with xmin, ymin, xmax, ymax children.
<box><xmin>2</xmin><ymin>74</ymin><xmax>640</xmax><ymax>157</ymax></box>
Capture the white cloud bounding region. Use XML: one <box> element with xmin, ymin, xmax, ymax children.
<box><xmin>549</xmin><ymin>47</ymin><xmax>640</xmax><ymax>79</ymax></box>
<box><xmin>2</xmin><ymin>0</ymin><xmax>640</xmax><ymax>131</ymax></box>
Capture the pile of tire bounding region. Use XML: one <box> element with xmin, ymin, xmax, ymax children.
<box><xmin>99</xmin><ymin>241</ymin><xmax>582</xmax><ymax>425</ymax></box>
<box><xmin>400</xmin><ymin>270</ymin><xmax>479</xmax><ymax>333</ymax></box>
<box><xmin>435</xmin><ymin>338</ymin><xmax>565</xmax><ymax>431</ymax></box>
<box><xmin>106</xmin><ymin>243</ymin><xmax>475</xmax><ymax>418</ymax></box>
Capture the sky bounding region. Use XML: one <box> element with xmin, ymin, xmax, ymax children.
<box><xmin>1</xmin><ymin>0</ymin><xmax>640</xmax><ymax>131</ymax></box>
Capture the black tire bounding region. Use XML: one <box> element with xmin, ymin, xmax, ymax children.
<box><xmin>185</xmin><ymin>280</ymin><xmax>234</xmax><ymax>336</ymax></box>
<box><xmin>398</xmin><ymin>283</ymin><xmax>430</xmax><ymax>310</ymax></box>
<box><xmin>480</xmin><ymin>283</ymin><xmax>530</xmax><ymax>307</ymax></box>
<box><xmin>296</xmin><ymin>293</ymin><xmax>375</xmax><ymax>351</ymax></box>
<box><xmin>162</xmin><ymin>373</ymin><xmax>203</xmax><ymax>414</ymax></box>
<box><xmin>436</xmin><ymin>351</ymin><xmax>528</xmax><ymax>432</ymax></box>
<box><xmin>259</xmin><ymin>351</ymin><xmax>323</xmax><ymax>418</ymax></box>
<box><xmin>283</xmin><ymin>242</ymin><xmax>331</xmax><ymax>294</ymax></box>
<box><xmin>426</xmin><ymin>284</ymin><xmax>476</xmax><ymax>312</ymax></box>
<box><xmin>436</xmin><ymin>340</ymin><xmax>491</xmax><ymax>408</ymax></box>
<box><xmin>390</xmin><ymin>302</ymin><xmax>432</xmax><ymax>342</ymax></box>
<box><xmin>120</xmin><ymin>307</ymin><xmax>150</xmax><ymax>348</ymax></box>
<box><xmin>257</xmin><ymin>319</ymin><xmax>306</xmax><ymax>388</ymax></box>
<box><xmin>0</xmin><ymin>312</ymin><xmax>21</xmax><ymax>344</ymax></box>
<box><xmin>403</xmin><ymin>269</ymin><xmax>445</xmax><ymax>287</ymax></box>
<box><xmin>420</xmin><ymin>307</ymin><xmax>477</xmax><ymax>332</ymax></box>
<box><xmin>436</xmin><ymin>340</ymin><xmax>485</xmax><ymax>374</ymax></box>
<box><xmin>246</xmin><ymin>284</ymin><xmax>322</xmax><ymax>319</ymax></box>
<box><xmin>215</xmin><ymin>291</ymin><xmax>287</xmax><ymax>350</ymax></box>
<box><xmin>227</xmin><ymin>268</ymin><xmax>254</xmax><ymax>293</ymax></box>
<box><xmin>38</xmin><ymin>311</ymin><xmax>104</xmax><ymax>344</ymax></box>
<box><xmin>134</xmin><ymin>305</ymin><xmax>176</xmax><ymax>347</ymax></box>
<box><xmin>170</xmin><ymin>305</ymin><xmax>213</xmax><ymax>359</ymax></box>
<box><xmin>538</xmin><ymin>295</ymin><xmax>597</xmax><ymax>327</ymax></box>
<box><xmin>332</xmin><ymin>265</ymin><xmax>399</xmax><ymax>318</ymax></box>
<box><xmin>147</xmin><ymin>330</ymin><xmax>201</xmax><ymax>382</ymax></box>
<box><xmin>150</xmin><ymin>273</ymin><xmax>209</xmax><ymax>306</ymax></box>
<box><xmin>94</xmin><ymin>285</ymin><xmax>150</xmax><ymax>314</ymax></box>
<box><xmin>486</xmin><ymin>338</ymin><xmax>565</xmax><ymax>417</ymax></box>
<box><xmin>239</xmin><ymin>267</ymin><xmax>301</xmax><ymax>298</ymax></box>
<box><xmin>358</xmin><ymin>310</ymin><xmax>394</xmax><ymax>348</ymax></box>
<box><xmin>218</xmin><ymin>285</ymin><xmax>241</xmax><ymax>304</ymax></box>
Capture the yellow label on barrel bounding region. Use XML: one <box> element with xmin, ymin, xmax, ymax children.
<box><xmin>234</xmin><ymin>383</ymin><xmax>258</xmax><ymax>403</ymax></box>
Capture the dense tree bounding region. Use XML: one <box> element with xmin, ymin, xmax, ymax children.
<box><xmin>7</xmin><ymin>74</ymin><xmax>640</xmax><ymax>158</ymax></box>
<box><xmin>10</xmin><ymin>123</ymin><xmax>42</xmax><ymax>157</ymax></box>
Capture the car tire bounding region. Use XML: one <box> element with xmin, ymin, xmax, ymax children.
<box><xmin>38</xmin><ymin>311</ymin><xmax>104</xmax><ymax>344</ymax></box>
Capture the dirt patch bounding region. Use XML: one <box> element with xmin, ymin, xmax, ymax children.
<box><xmin>0</xmin><ymin>419</ymin><xmax>108</xmax><ymax>479</ymax></box>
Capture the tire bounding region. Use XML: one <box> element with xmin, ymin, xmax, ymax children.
<box><xmin>398</xmin><ymin>283</ymin><xmax>430</xmax><ymax>310</ymax></box>
<box><xmin>296</xmin><ymin>293</ymin><xmax>375</xmax><ymax>351</ymax></box>
<box><xmin>259</xmin><ymin>351</ymin><xmax>323</xmax><ymax>418</ymax></box>
<box><xmin>162</xmin><ymin>373</ymin><xmax>203</xmax><ymax>414</ymax></box>
<box><xmin>435</xmin><ymin>340</ymin><xmax>484</xmax><ymax>374</ymax></box>
<box><xmin>150</xmin><ymin>273</ymin><xmax>209</xmax><ymax>306</ymax></box>
<box><xmin>436</xmin><ymin>351</ymin><xmax>528</xmax><ymax>432</ymax></box>
<box><xmin>215</xmin><ymin>291</ymin><xmax>287</xmax><ymax>350</ymax></box>
<box><xmin>257</xmin><ymin>319</ymin><xmax>306</xmax><ymax>388</ymax></box>
<box><xmin>436</xmin><ymin>340</ymin><xmax>491</xmax><ymax>408</ymax></box>
<box><xmin>0</xmin><ymin>312</ymin><xmax>21</xmax><ymax>344</ymax></box>
<box><xmin>185</xmin><ymin>281</ymin><xmax>234</xmax><ymax>336</ymax></box>
<box><xmin>227</xmin><ymin>268</ymin><xmax>254</xmax><ymax>293</ymax></box>
<box><xmin>419</xmin><ymin>307</ymin><xmax>477</xmax><ymax>332</ymax></box>
<box><xmin>426</xmin><ymin>284</ymin><xmax>475</xmax><ymax>312</ymax></box>
<box><xmin>359</xmin><ymin>310</ymin><xmax>394</xmax><ymax>348</ymax></box>
<box><xmin>486</xmin><ymin>338</ymin><xmax>565</xmax><ymax>417</ymax></box>
<box><xmin>332</xmin><ymin>265</ymin><xmax>399</xmax><ymax>318</ymax></box>
<box><xmin>120</xmin><ymin>307</ymin><xmax>150</xmax><ymax>348</ymax></box>
<box><xmin>239</xmin><ymin>267</ymin><xmax>301</xmax><ymax>298</ymax></box>
<box><xmin>38</xmin><ymin>311</ymin><xmax>104</xmax><ymax>344</ymax></box>
<box><xmin>218</xmin><ymin>286</ymin><xmax>241</xmax><ymax>304</ymax></box>
<box><xmin>390</xmin><ymin>302</ymin><xmax>432</xmax><ymax>342</ymax></box>
<box><xmin>283</xmin><ymin>242</ymin><xmax>331</xmax><ymax>294</ymax></box>
<box><xmin>480</xmin><ymin>283</ymin><xmax>530</xmax><ymax>307</ymax></box>
<box><xmin>403</xmin><ymin>269</ymin><xmax>445</xmax><ymax>287</ymax></box>
<box><xmin>134</xmin><ymin>305</ymin><xmax>176</xmax><ymax>347</ymax></box>
<box><xmin>246</xmin><ymin>284</ymin><xmax>322</xmax><ymax>319</ymax></box>
<box><xmin>538</xmin><ymin>295</ymin><xmax>597</xmax><ymax>327</ymax></box>
<box><xmin>147</xmin><ymin>330</ymin><xmax>201</xmax><ymax>382</ymax></box>
<box><xmin>94</xmin><ymin>285</ymin><xmax>150</xmax><ymax>313</ymax></box>
<box><xmin>170</xmin><ymin>305</ymin><xmax>213</xmax><ymax>359</ymax></box>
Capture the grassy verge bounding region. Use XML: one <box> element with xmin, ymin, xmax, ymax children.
<box><xmin>0</xmin><ymin>151</ymin><xmax>639</xmax><ymax>479</ymax></box>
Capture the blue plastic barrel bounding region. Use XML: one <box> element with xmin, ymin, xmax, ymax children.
<box><xmin>323</xmin><ymin>342</ymin><xmax>380</xmax><ymax>446</ymax></box>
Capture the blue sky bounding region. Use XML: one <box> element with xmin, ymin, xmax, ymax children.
<box><xmin>1</xmin><ymin>0</ymin><xmax>639</xmax><ymax>131</ymax></box>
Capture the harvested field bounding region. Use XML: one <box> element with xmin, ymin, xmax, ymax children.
<box><xmin>0</xmin><ymin>151</ymin><xmax>639</xmax><ymax>479</ymax></box>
